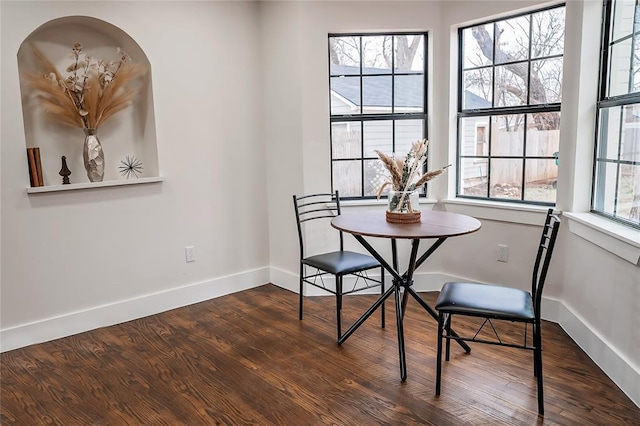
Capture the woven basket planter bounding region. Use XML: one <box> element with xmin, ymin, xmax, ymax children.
<box><xmin>385</xmin><ymin>210</ymin><xmax>421</xmax><ymax>224</ymax></box>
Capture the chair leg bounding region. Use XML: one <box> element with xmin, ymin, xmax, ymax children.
<box><xmin>380</xmin><ymin>266</ymin><xmax>385</xmax><ymax>329</ymax></box>
<box><xmin>534</xmin><ymin>321</ymin><xmax>545</xmax><ymax>415</ymax></box>
<box><xmin>299</xmin><ymin>264</ymin><xmax>304</xmax><ymax>320</ymax></box>
<box><xmin>532</xmin><ymin>323</ymin><xmax>539</xmax><ymax>377</ymax></box>
<box><xmin>436</xmin><ymin>311</ymin><xmax>444</xmax><ymax>395</ymax></box>
<box><xmin>445</xmin><ymin>313</ymin><xmax>452</xmax><ymax>362</ymax></box>
<box><xmin>336</xmin><ymin>275</ymin><xmax>343</xmax><ymax>340</ymax></box>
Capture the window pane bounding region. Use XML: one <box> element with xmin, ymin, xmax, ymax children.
<box><xmin>621</xmin><ymin>105</ymin><xmax>640</xmax><ymax>161</ymax></box>
<box><xmin>526</xmin><ymin>112</ymin><xmax>561</xmax><ymax>156</ymax></box>
<box><xmin>331</xmin><ymin>76</ymin><xmax>361</xmax><ymax>115</ymax></box>
<box><xmin>462</xmin><ymin>24</ymin><xmax>493</xmax><ymax>68</ymax></box>
<box><xmin>362</xmin><ymin>36</ymin><xmax>392</xmax><ymax>73</ymax></box>
<box><xmin>463</xmin><ymin>68</ymin><xmax>493</xmax><ymax>109</ymax></box>
<box><xmin>608</xmin><ymin>37</ymin><xmax>633</xmax><ymax>97</ymax></box>
<box><xmin>460</xmin><ymin>117</ymin><xmax>489</xmax><ymax>156</ymax></box>
<box><xmin>490</xmin><ymin>158</ymin><xmax>523</xmax><ymax>200</ymax></box>
<box><xmin>365</xmin><ymin>159</ymin><xmax>389</xmax><ymax>197</ymax></box>
<box><xmin>598</xmin><ymin>106</ymin><xmax>623</xmax><ymax>160</ymax></box>
<box><xmin>331</xmin><ymin>122</ymin><xmax>361</xmax><ymax>159</ymax></box>
<box><xmin>593</xmin><ymin>161</ymin><xmax>619</xmax><ymax>215</ymax></box>
<box><xmin>530</xmin><ymin>57</ymin><xmax>563</xmax><ymax>104</ymax></box>
<box><xmin>329</xmin><ymin>36</ymin><xmax>360</xmax><ymax>75</ymax></box>
<box><xmin>363</xmin><ymin>120</ymin><xmax>392</xmax><ymax>157</ymax></box>
<box><xmin>459</xmin><ymin>158</ymin><xmax>488</xmax><ymax>197</ymax></box>
<box><xmin>394</xmin><ymin>74</ymin><xmax>424</xmax><ymax>112</ymax></box>
<box><xmin>633</xmin><ymin>34</ymin><xmax>640</xmax><ymax>92</ymax></box>
<box><xmin>495</xmin><ymin>16</ymin><xmax>530</xmax><ymax>64</ymax></box>
<box><xmin>612</xmin><ymin>0</ymin><xmax>638</xmax><ymax>41</ymax></box>
<box><xmin>333</xmin><ymin>160</ymin><xmax>362</xmax><ymax>197</ymax></box>
<box><xmin>524</xmin><ymin>159</ymin><xmax>557</xmax><ymax>203</ymax></box>
<box><xmin>494</xmin><ymin>64</ymin><xmax>528</xmax><ymax>107</ymax></box>
<box><xmin>395</xmin><ymin>120</ymin><xmax>424</xmax><ymax>154</ymax></box>
<box><xmin>491</xmin><ymin>115</ymin><xmax>524</xmax><ymax>156</ymax></box>
<box><xmin>395</xmin><ymin>35</ymin><xmax>424</xmax><ymax>72</ymax></box>
<box><xmin>617</xmin><ymin>164</ymin><xmax>640</xmax><ymax>222</ymax></box>
<box><xmin>362</xmin><ymin>76</ymin><xmax>391</xmax><ymax>114</ymax></box>
<box><xmin>531</xmin><ymin>8</ymin><xmax>565</xmax><ymax>59</ymax></box>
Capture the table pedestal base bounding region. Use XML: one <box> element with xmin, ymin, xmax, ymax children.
<box><xmin>337</xmin><ymin>236</ymin><xmax>471</xmax><ymax>381</ymax></box>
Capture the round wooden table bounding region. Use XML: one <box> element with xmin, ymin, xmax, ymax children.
<box><xmin>331</xmin><ymin>209</ymin><xmax>481</xmax><ymax>381</ymax></box>
<box><xmin>331</xmin><ymin>210</ymin><xmax>481</xmax><ymax>239</ymax></box>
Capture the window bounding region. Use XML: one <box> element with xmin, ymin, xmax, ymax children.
<box><xmin>329</xmin><ymin>33</ymin><xmax>427</xmax><ymax>198</ymax></box>
<box><xmin>594</xmin><ymin>0</ymin><xmax>640</xmax><ymax>229</ymax></box>
<box><xmin>457</xmin><ymin>5</ymin><xmax>565</xmax><ymax>205</ymax></box>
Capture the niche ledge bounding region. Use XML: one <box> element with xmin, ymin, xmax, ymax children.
<box><xmin>26</xmin><ymin>176</ymin><xmax>164</xmax><ymax>194</ymax></box>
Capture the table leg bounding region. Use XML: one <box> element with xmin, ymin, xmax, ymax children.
<box><xmin>405</xmin><ymin>286</ymin><xmax>471</xmax><ymax>353</ymax></box>
<box><xmin>401</xmin><ymin>287</ymin><xmax>409</xmax><ymax>319</ymax></box>
<box><xmin>401</xmin><ymin>239</ymin><xmax>420</xmax><ymax>320</ymax></box>
<box><xmin>338</xmin><ymin>285</ymin><xmax>395</xmax><ymax>345</ymax></box>
<box><xmin>412</xmin><ymin>238</ymin><xmax>447</xmax><ymax>271</ymax></box>
<box><xmin>394</xmin><ymin>283</ymin><xmax>407</xmax><ymax>381</ymax></box>
<box><xmin>343</xmin><ymin>234</ymin><xmax>470</xmax><ymax>380</ymax></box>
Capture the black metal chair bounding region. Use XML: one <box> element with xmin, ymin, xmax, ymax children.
<box><xmin>435</xmin><ymin>209</ymin><xmax>560</xmax><ymax>415</ymax></box>
<box><xmin>293</xmin><ymin>191</ymin><xmax>385</xmax><ymax>340</ymax></box>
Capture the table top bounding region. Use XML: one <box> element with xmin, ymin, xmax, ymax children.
<box><xmin>331</xmin><ymin>210</ymin><xmax>481</xmax><ymax>239</ymax></box>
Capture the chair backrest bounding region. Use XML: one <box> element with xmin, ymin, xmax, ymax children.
<box><xmin>531</xmin><ymin>209</ymin><xmax>561</xmax><ymax>319</ymax></box>
<box><xmin>292</xmin><ymin>191</ymin><xmax>343</xmax><ymax>259</ymax></box>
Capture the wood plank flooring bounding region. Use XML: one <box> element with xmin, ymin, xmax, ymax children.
<box><xmin>1</xmin><ymin>284</ymin><xmax>638</xmax><ymax>425</ymax></box>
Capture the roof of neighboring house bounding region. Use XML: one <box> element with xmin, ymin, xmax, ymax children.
<box><xmin>330</xmin><ymin>64</ymin><xmax>491</xmax><ymax>110</ymax></box>
<box><xmin>464</xmin><ymin>90</ymin><xmax>492</xmax><ymax>109</ymax></box>
<box><xmin>330</xmin><ymin>65</ymin><xmax>423</xmax><ymax>108</ymax></box>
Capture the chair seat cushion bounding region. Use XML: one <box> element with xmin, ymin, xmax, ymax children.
<box><xmin>435</xmin><ymin>282</ymin><xmax>534</xmax><ymax>320</ymax></box>
<box><xmin>303</xmin><ymin>251</ymin><xmax>380</xmax><ymax>275</ymax></box>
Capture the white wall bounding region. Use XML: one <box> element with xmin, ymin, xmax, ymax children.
<box><xmin>1</xmin><ymin>1</ymin><xmax>269</xmax><ymax>348</ymax></box>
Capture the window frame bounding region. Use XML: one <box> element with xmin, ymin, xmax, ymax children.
<box><xmin>456</xmin><ymin>4</ymin><xmax>566</xmax><ymax>206</ymax></box>
<box><xmin>328</xmin><ymin>32</ymin><xmax>429</xmax><ymax>200</ymax></box>
<box><xmin>592</xmin><ymin>0</ymin><xmax>640</xmax><ymax>229</ymax></box>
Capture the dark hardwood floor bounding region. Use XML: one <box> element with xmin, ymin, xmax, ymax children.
<box><xmin>1</xmin><ymin>284</ymin><xmax>638</xmax><ymax>425</ymax></box>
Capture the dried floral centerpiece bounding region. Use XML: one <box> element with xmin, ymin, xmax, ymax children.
<box><xmin>375</xmin><ymin>139</ymin><xmax>450</xmax><ymax>223</ymax></box>
<box><xmin>23</xmin><ymin>42</ymin><xmax>146</xmax><ymax>182</ymax></box>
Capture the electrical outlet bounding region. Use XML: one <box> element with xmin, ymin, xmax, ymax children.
<box><xmin>185</xmin><ymin>246</ymin><xmax>195</xmax><ymax>263</ymax></box>
<box><xmin>497</xmin><ymin>244</ymin><xmax>509</xmax><ymax>262</ymax></box>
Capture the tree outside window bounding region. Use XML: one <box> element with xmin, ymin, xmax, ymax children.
<box><xmin>329</xmin><ymin>33</ymin><xmax>427</xmax><ymax>198</ymax></box>
<box><xmin>458</xmin><ymin>5</ymin><xmax>565</xmax><ymax>204</ymax></box>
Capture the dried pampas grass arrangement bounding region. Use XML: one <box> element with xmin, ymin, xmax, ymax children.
<box><xmin>23</xmin><ymin>42</ymin><xmax>146</xmax><ymax>131</ymax></box>
<box><xmin>375</xmin><ymin>139</ymin><xmax>450</xmax><ymax>198</ymax></box>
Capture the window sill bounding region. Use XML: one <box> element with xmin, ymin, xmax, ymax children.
<box><xmin>443</xmin><ymin>198</ymin><xmax>552</xmax><ymax>225</ymax></box>
<box><xmin>563</xmin><ymin>212</ymin><xmax>640</xmax><ymax>265</ymax></box>
<box><xmin>26</xmin><ymin>176</ymin><xmax>164</xmax><ymax>194</ymax></box>
<box><xmin>339</xmin><ymin>198</ymin><xmax>438</xmax><ymax>208</ymax></box>
<box><xmin>435</xmin><ymin>199</ymin><xmax>640</xmax><ymax>264</ymax></box>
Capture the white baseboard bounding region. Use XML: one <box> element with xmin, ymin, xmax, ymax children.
<box><xmin>556</xmin><ymin>300</ymin><xmax>639</xmax><ymax>407</ymax></box>
<box><xmin>272</xmin><ymin>267</ymin><xmax>639</xmax><ymax>408</ymax></box>
<box><xmin>0</xmin><ymin>267</ymin><xmax>270</xmax><ymax>353</ymax></box>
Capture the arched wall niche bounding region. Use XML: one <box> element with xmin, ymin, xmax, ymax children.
<box><xmin>17</xmin><ymin>15</ymin><xmax>159</xmax><ymax>189</ymax></box>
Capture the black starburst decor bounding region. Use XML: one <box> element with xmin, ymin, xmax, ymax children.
<box><xmin>119</xmin><ymin>155</ymin><xmax>143</xmax><ymax>179</ymax></box>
